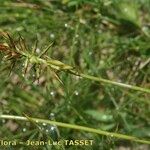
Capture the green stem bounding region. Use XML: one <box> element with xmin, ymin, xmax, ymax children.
<box><xmin>68</xmin><ymin>69</ymin><xmax>150</xmax><ymax>94</ymax></box>
<box><xmin>79</xmin><ymin>73</ymin><xmax>150</xmax><ymax>94</ymax></box>
<box><xmin>0</xmin><ymin>114</ymin><xmax>150</xmax><ymax>144</ymax></box>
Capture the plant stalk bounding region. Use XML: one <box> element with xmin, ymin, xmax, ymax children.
<box><xmin>0</xmin><ymin>114</ymin><xmax>150</xmax><ymax>144</ymax></box>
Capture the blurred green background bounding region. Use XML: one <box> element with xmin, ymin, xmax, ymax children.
<box><xmin>0</xmin><ymin>0</ymin><xmax>150</xmax><ymax>149</ymax></box>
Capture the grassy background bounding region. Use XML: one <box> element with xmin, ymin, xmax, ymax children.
<box><xmin>0</xmin><ymin>0</ymin><xmax>150</xmax><ymax>149</ymax></box>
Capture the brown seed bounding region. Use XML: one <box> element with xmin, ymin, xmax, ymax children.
<box><xmin>0</xmin><ymin>44</ymin><xmax>9</xmax><ymax>51</ymax></box>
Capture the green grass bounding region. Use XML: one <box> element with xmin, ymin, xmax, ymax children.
<box><xmin>0</xmin><ymin>0</ymin><xmax>150</xmax><ymax>149</ymax></box>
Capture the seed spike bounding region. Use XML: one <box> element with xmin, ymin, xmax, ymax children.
<box><xmin>23</xmin><ymin>58</ymin><xmax>30</xmax><ymax>76</ymax></box>
<box><xmin>32</xmin><ymin>39</ymin><xmax>38</xmax><ymax>54</ymax></box>
<box><xmin>0</xmin><ymin>31</ymin><xmax>9</xmax><ymax>39</ymax></box>
<box><xmin>39</xmin><ymin>42</ymin><xmax>53</xmax><ymax>58</ymax></box>
<box><xmin>8</xmin><ymin>60</ymin><xmax>16</xmax><ymax>76</ymax></box>
<box><xmin>53</xmin><ymin>71</ymin><xmax>64</xmax><ymax>85</ymax></box>
<box><xmin>6</xmin><ymin>33</ymin><xmax>16</xmax><ymax>50</ymax></box>
<box><xmin>18</xmin><ymin>35</ymin><xmax>28</xmax><ymax>51</ymax></box>
<box><xmin>18</xmin><ymin>35</ymin><xmax>25</xmax><ymax>52</ymax></box>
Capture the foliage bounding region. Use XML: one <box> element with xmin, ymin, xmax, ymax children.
<box><xmin>0</xmin><ymin>0</ymin><xmax>150</xmax><ymax>149</ymax></box>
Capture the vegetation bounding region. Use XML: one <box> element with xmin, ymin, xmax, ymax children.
<box><xmin>0</xmin><ymin>0</ymin><xmax>150</xmax><ymax>149</ymax></box>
